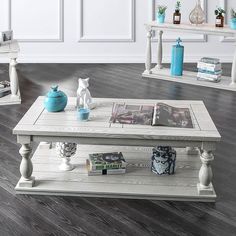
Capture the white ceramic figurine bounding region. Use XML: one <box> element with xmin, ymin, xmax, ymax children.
<box><xmin>76</xmin><ymin>78</ymin><xmax>95</xmax><ymax>109</ymax></box>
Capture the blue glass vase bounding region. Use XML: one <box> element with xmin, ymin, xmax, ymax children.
<box><xmin>156</xmin><ymin>13</ymin><xmax>165</xmax><ymax>24</ymax></box>
<box><xmin>230</xmin><ymin>18</ymin><xmax>236</xmax><ymax>30</ymax></box>
<box><xmin>44</xmin><ymin>85</ymin><xmax>68</xmax><ymax>112</ymax></box>
<box><xmin>171</xmin><ymin>38</ymin><xmax>184</xmax><ymax>76</ymax></box>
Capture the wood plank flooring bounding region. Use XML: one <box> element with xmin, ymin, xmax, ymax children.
<box><xmin>1</xmin><ymin>63</ymin><xmax>236</xmax><ymax>235</ymax></box>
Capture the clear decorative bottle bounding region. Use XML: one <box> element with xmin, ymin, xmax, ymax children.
<box><xmin>189</xmin><ymin>0</ymin><xmax>205</xmax><ymax>25</ymax></box>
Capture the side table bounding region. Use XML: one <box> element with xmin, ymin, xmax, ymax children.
<box><xmin>0</xmin><ymin>40</ymin><xmax>21</xmax><ymax>105</ymax></box>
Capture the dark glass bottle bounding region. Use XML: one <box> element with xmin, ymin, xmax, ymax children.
<box><xmin>173</xmin><ymin>10</ymin><xmax>181</xmax><ymax>24</ymax></box>
<box><xmin>215</xmin><ymin>13</ymin><xmax>224</xmax><ymax>27</ymax></box>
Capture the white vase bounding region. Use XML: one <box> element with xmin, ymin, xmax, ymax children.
<box><xmin>189</xmin><ymin>0</ymin><xmax>205</xmax><ymax>25</ymax></box>
<box><xmin>56</xmin><ymin>142</ymin><xmax>77</xmax><ymax>171</ymax></box>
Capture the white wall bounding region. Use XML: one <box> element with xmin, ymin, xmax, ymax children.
<box><xmin>0</xmin><ymin>0</ymin><xmax>235</xmax><ymax>63</ymax></box>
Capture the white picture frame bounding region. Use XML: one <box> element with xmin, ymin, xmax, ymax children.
<box><xmin>0</xmin><ymin>30</ymin><xmax>13</xmax><ymax>45</ymax></box>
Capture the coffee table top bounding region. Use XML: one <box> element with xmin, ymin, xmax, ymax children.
<box><xmin>13</xmin><ymin>97</ymin><xmax>221</xmax><ymax>142</ymax></box>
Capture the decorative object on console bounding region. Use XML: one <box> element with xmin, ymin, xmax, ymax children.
<box><xmin>170</xmin><ymin>38</ymin><xmax>184</xmax><ymax>76</ymax></box>
<box><xmin>189</xmin><ymin>0</ymin><xmax>205</xmax><ymax>25</ymax></box>
<box><xmin>230</xmin><ymin>9</ymin><xmax>236</xmax><ymax>30</ymax></box>
<box><xmin>44</xmin><ymin>85</ymin><xmax>67</xmax><ymax>112</ymax></box>
<box><xmin>215</xmin><ymin>7</ymin><xmax>225</xmax><ymax>27</ymax></box>
<box><xmin>86</xmin><ymin>152</ymin><xmax>127</xmax><ymax>175</ymax></box>
<box><xmin>156</xmin><ymin>5</ymin><xmax>167</xmax><ymax>24</ymax></box>
<box><xmin>56</xmin><ymin>142</ymin><xmax>77</xmax><ymax>171</ymax></box>
<box><xmin>77</xmin><ymin>108</ymin><xmax>90</xmax><ymax>121</ymax></box>
<box><xmin>173</xmin><ymin>1</ymin><xmax>181</xmax><ymax>24</ymax></box>
<box><xmin>151</xmin><ymin>146</ymin><xmax>176</xmax><ymax>175</ymax></box>
<box><xmin>0</xmin><ymin>30</ymin><xmax>13</xmax><ymax>46</ymax></box>
<box><xmin>197</xmin><ymin>57</ymin><xmax>222</xmax><ymax>82</ymax></box>
<box><xmin>76</xmin><ymin>78</ymin><xmax>95</xmax><ymax>110</ymax></box>
<box><xmin>0</xmin><ymin>80</ymin><xmax>11</xmax><ymax>98</ymax></box>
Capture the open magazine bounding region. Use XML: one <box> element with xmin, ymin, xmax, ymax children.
<box><xmin>110</xmin><ymin>103</ymin><xmax>193</xmax><ymax>128</ymax></box>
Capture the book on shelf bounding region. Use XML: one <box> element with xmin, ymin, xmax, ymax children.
<box><xmin>197</xmin><ymin>76</ymin><xmax>221</xmax><ymax>83</ymax></box>
<box><xmin>197</xmin><ymin>62</ymin><xmax>221</xmax><ymax>72</ymax></box>
<box><xmin>0</xmin><ymin>80</ymin><xmax>10</xmax><ymax>89</ymax></box>
<box><xmin>110</xmin><ymin>103</ymin><xmax>193</xmax><ymax>128</ymax></box>
<box><xmin>197</xmin><ymin>72</ymin><xmax>221</xmax><ymax>80</ymax></box>
<box><xmin>86</xmin><ymin>152</ymin><xmax>127</xmax><ymax>176</ymax></box>
<box><xmin>198</xmin><ymin>69</ymin><xmax>222</xmax><ymax>75</ymax></box>
<box><xmin>0</xmin><ymin>86</ymin><xmax>11</xmax><ymax>98</ymax></box>
<box><xmin>200</xmin><ymin>57</ymin><xmax>220</xmax><ymax>64</ymax></box>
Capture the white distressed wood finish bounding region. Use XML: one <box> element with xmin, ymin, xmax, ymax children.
<box><xmin>15</xmin><ymin>145</ymin><xmax>216</xmax><ymax>201</ymax></box>
<box><xmin>19</xmin><ymin>144</ymin><xmax>35</xmax><ymax>187</ymax></box>
<box><xmin>155</xmin><ymin>30</ymin><xmax>163</xmax><ymax>70</ymax></box>
<box><xmin>143</xmin><ymin>22</ymin><xmax>236</xmax><ymax>91</ymax></box>
<box><xmin>0</xmin><ymin>40</ymin><xmax>21</xmax><ymax>105</ymax></box>
<box><xmin>13</xmin><ymin>97</ymin><xmax>220</xmax><ymax>201</ymax></box>
<box><xmin>147</xmin><ymin>22</ymin><xmax>236</xmax><ymax>37</ymax></box>
<box><xmin>144</xmin><ymin>26</ymin><xmax>152</xmax><ymax>74</ymax></box>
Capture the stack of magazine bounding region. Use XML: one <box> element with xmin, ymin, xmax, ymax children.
<box><xmin>86</xmin><ymin>152</ymin><xmax>127</xmax><ymax>175</ymax></box>
<box><xmin>197</xmin><ymin>57</ymin><xmax>222</xmax><ymax>83</ymax></box>
<box><xmin>110</xmin><ymin>103</ymin><xmax>193</xmax><ymax>128</ymax></box>
<box><xmin>0</xmin><ymin>81</ymin><xmax>11</xmax><ymax>98</ymax></box>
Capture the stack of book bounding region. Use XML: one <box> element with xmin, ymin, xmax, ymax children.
<box><xmin>197</xmin><ymin>57</ymin><xmax>222</xmax><ymax>83</ymax></box>
<box><xmin>86</xmin><ymin>152</ymin><xmax>127</xmax><ymax>176</ymax></box>
<box><xmin>0</xmin><ymin>81</ymin><xmax>11</xmax><ymax>98</ymax></box>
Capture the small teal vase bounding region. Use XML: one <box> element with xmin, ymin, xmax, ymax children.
<box><xmin>44</xmin><ymin>85</ymin><xmax>68</xmax><ymax>112</ymax></box>
<box><xmin>156</xmin><ymin>13</ymin><xmax>165</xmax><ymax>24</ymax></box>
<box><xmin>171</xmin><ymin>38</ymin><xmax>184</xmax><ymax>76</ymax></box>
<box><xmin>230</xmin><ymin>18</ymin><xmax>236</xmax><ymax>30</ymax></box>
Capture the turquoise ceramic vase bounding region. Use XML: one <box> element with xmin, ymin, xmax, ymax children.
<box><xmin>230</xmin><ymin>18</ymin><xmax>236</xmax><ymax>30</ymax></box>
<box><xmin>156</xmin><ymin>13</ymin><xmax>165</xmax><ymax>24</ymax></box>
<box><xmin>44</xmin><ymin>85</ymin><xmax>68</xmax><ymax>112</ymax></box>
<box><xmin>171</xmin><ymin>38</ymin><xmax>184</xmax><ymax>76</ymax></box>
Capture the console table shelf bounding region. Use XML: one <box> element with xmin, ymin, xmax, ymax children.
<box><xmin>143</xmin><ymin>22</ymin><xmax>236</xmax><ymax>91</ymax></box>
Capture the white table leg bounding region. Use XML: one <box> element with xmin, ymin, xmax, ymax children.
<box><xmin>197</xmin><ymin>150</ymin><xmax>214</xmax><ymax>195</ymax></box>
<box><xmin>10</xmin><ymin>58</ymin><xmax>19</xmax><ymax>98</ymax></box>
<box><xmin>144</xmin><ymin>27</ymin><xmax>152</xmax><ymax>74</ymax></box>
<box><xmin>155</xmin><ymin>30</ymin><xmax>163</xmax><ymax>70</ymax></box>
<box><xmin>230</xmin><ymin>46</ymin><xmax>236</xmax><ymax>86</ymax></box>
<box><xmin>19</xmin><ymin>144</ymin><xmax>35</xmax><ymax>187</ymax></box>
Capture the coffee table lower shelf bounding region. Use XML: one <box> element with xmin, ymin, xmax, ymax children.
<box><xmin>15</xmin><ymin>145</ymin><xmax>216</xmax><ymax>202</ymax></box>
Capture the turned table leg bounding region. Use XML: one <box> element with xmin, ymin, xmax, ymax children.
<box><xmin>231</xmin><ymin>45</ymin><xmax>236</xmax><ymax>86</ymax></box>
<box><xmin>155</xmin><ymin>30</ymin><xmax>163</xmax><ymax>70</ymax></box>
<box><xmin>144</xmin><ymin>27</ymin><xmax>152</xmax><ymax>74</ymax></box>
<box><xmin>10</xmin><ymin>58</ymin><xmax>19</xmax><ymax>98</ymax></box>
<box><xmin>19</xmin><ymin>144</ymin><xmax>35</xmax><ymax>187</ymax></box>
<box><xmin>197</xmin><ymin>150</ymin><xmax>214</xmax><ymax>195</ymax></box>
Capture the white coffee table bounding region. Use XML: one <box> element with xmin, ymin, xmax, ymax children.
<box><xmin>13</xmin><ymin>97</ymin><xmax>221</xmax><ymax>202</ymax></box>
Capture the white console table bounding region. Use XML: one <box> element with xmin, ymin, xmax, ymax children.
<box><xmin>0</xmin><ymin>40</ymin><xmax>21</xmax><ymax>105</ymax></box>
<box><xmin>142</xmin><ymin>22</ymin><xmax>236</xmax><ymax>91</ymax></box>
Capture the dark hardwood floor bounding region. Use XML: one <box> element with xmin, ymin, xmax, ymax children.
<box><xmin>0</xmin><ymin>63</ymin><xmax>236</xmax><ymax>236</ymax></box>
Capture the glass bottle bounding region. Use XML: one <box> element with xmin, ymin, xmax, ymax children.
<box><xmin>189</xmin><ymin>0</ymin><xmax>205</xmax><ymax>25</ymax></box>
<box><xmin>173</xmin><ymin>10</ymin><xmax>181</xmax><ymax>24</ymax></box>
<box><xmin>215</xmin><ymin>13</ymin><xmax>224</xmax><ymax>27</ymax></box>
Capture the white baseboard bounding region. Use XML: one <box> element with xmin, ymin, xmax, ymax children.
<box><xmin>0</xmin><ymin>54</ymin><xmax>233</xmax><ymax>63</ymax></box>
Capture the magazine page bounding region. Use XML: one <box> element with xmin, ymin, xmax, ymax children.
<box><xmin>110</xmin><ymin>103</ymin><xmax>154</xmax><ymax>125</ymax></box>
<box><xmin>152</xmin><ymin>103</ymin><xmax>193</xmax><ymax>128</ymax></box>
